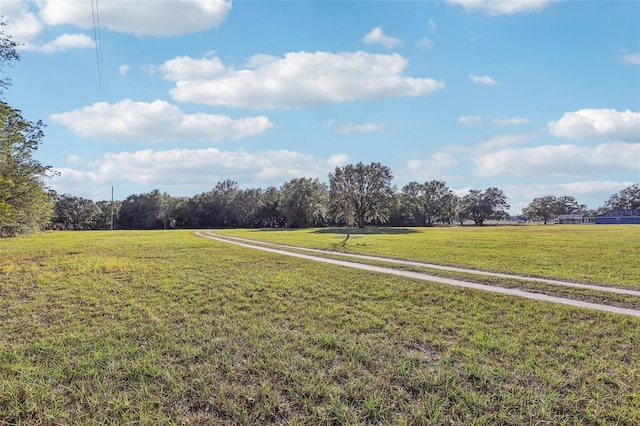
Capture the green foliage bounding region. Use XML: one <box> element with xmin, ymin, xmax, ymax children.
<box><xmin>0</xmin><ymin>230</ymin><xmax>638</xmax><ymax>424</ymax></box>
<box><xmin>257</xmin><ymin>186</ymin><xmax>285</xmax><ymax>227</ymax></box>
<box><xmin>118</xmin><ymin>189</ymin><xmax>181</xmax><ymax>230</ymax></box>
<box><xmin>52</xmin><ymin>193</ymin><xmax>100</xmax><ymax>229</ymax></box>
<box><xmin>0</xmin><ymin>28</ymin><xmax>52</xmax><ymax>237</ymax></box>
<box><xmin>401</xmin><ymin>180</ymin><xmax>457</xmax><ymax>225</ymax></box>
<box><xmin>181</xmin><ymin>180</ymin><xmax>260</xmax><ymax>228</ymax></box>
<box><xmin>0</xmin><ymin>103</ymin><xmax>53</xmax><ymax>237</ymax></box>
<box><xmin>556</xmin><ymin>195</ymin><xmax>587</xmax><ymax>214</ymax></box>
<box><xmin>0</xmin><ymin>22</ymin><xmax>19</xmax><ymax>95</ymax></box>
<box><xmin>523</xmin><ymin>195</ymin><xmax>587</xmax><ymax>224</ymax></box>
<box><xmin>455</xmin><ymin>187</ymin><xmax>510</xmax><ymax>225</ymax></box>
<box><xmin>329</xmin><ymin>162</ymin><xmax>395</xmax><ymax>228</ymax></box>
<box><xmin>522</xmin><ymin>195</ymin><xmax>560</xmax><ymax>224</ymax></box>
<box><xmin>280</xmin><ymin>177</ymin><xmax>328</xmax><ymax>227</ymax></box>
<box><xmin>604</xmin><ymin>184</ymin><xmax>640</xmax><ymax>211</ymax></box>
<box><xmin>94</xmin><ymin>199</ymin><xmax>120</xmax><ymax>229</ymax></box>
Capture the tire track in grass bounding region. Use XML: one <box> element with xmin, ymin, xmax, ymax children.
<box><xmin>195</xmin><ymin>231</ymin><xmax>640</xmax><ymax>318</ymax></box>
<box><xmin>199</xmin><ymin>232</ymin><xmax>640</xmax><ymax>297</ymax></box>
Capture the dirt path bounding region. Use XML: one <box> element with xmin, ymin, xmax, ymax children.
<box><xmin>195</xmin><ymin>231</ymin><xmax>640</xmax><ymax>318</ymax></box>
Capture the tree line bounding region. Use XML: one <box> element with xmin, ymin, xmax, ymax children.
<box><xmin>49</xmin><ymin>162</ymin><xmax>513</xmax><ymax>230</ymax></box>
<box><xmin>47</xmin><ymin>170</ymin><xmax>639</xmax><ymax>231</ymax></box>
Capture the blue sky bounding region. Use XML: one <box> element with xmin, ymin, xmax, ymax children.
<box><xmin>2</xmin><ymin>0</ymin><xmax>639</xmax><ymax>213</ymax></box>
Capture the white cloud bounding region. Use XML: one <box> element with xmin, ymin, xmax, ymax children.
<box><xmin>510</xmin><ymin>181</ymin><xmax>637</xmax><ymax>200</ymax></box>
<box><xmin>476</xmin><ymin>132</ymin><xmax>538</xmax><ymax>150</ymax></box>
<box><xmin>622</xmin><ymin>53</ymin><xmax>640</xmax><ymax>65</ymax></box>
<box><xmin>458</xmin><ymin>115</ymin><xmax>482</xmax><ymax>126</ymax></box>
<box><xmin>1</xmin><ymin>0</ymin><xmax>95</xmax><ymax>53</ymax></box>
<box><xmin>167</xmin><ymin>51</ymin><xmax>445</xmax><ymax>109</ymax></box>
<box><xmin>50</xmin><ymin>148</ymin><xmax>348</xmax><ymax>198</ymax></box>
<box><xmin>4</xmin><ymin>1</ymin><xmax>94</xmax><ymax>53</ymax></box>
<box><xmin>418</xmin><ymin>37</ymin><xmax>434</xmax><ymax>48</ymax></box>
<box><xmin>327</xmin><ymin>121</ymin><xmax>385</xmax><ymax>135</ymax></box>
<box><xmin>492</xmin><ymin>117</ymin><xmax>531</xmax><ymax>126</ymax></box>
<box><xmin>473</xmin><ymin>142</ymin><xmax>640</xmax><ymax>178</ymax></box>
<box><xmin>66</xmin><ymin>155</ymin><xmax>85</xmax><ymax>166</ymax></box>
<box><xmin>119</xmin><ymin>64</ymin><xmax>131</xmax><ymax>76</ymax></box>
<box><xmin>447</xmin><ymin>0</ymin><xmax>558</xmax><ymax>15</ymax></box>
<box><xmin>245</xmin><ymin>54</ymin><xmax>280</xmax><ymax>69</ymax></box>
<box><xmin>407</xmin><ymin>152</ymin><xmax>458</xmax><ymax>171</ymax></box>
<box><xmin>155</xmin><ymin>56</ymin><xmax>228</xmax><ymax>81</ymax></box>
<box><xmin>4</xmin><ymin>0</ymin><xmax>231</xmax><ymax>54</ymax></box>
<box><xmin>20</xmin><ymin>33</ymin><xmax>95</xmax><ymax>53</ymax></box>
<box><xmin>548</xmin><ymin>108</ymin><xmax>640</xmax><ymax>142</ymax></box>
<box><xmin>362</xmin><ymin>27</ymin><xmax>401</xmax><ymax>49</ymax></box>
<box><xmin>403</xmin><ymin>152</ymin><xmax>460</xmax><ymax>183</ymax></box>
<box><xmin>51</xmin><ymin>168</ymin><xmax>111</xmax><ymax>200</ymax></box>
<box><xmin>38</xmin><ymin>0</ymin><xmax>231</xmax><ymax>37</ymax></box>
<box><xmin>469</xmin><ymin>74</ymin><xmax>499</xmax><ymax>86</ymax></box>
<box><xmin>49</xmin><ymin>99</ymin><xmax>274</xmax><ymax>142</ymax></box>
<box><xmin>427</xmin><ymin>19</ymin><xmax>436</xmax><ymax>32</ymax></box>
<box><xmin>2</xmin><ymin>0</ymin><xmax>43</xmax><ymax>43</ymax></box>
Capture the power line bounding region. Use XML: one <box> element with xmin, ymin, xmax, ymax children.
<box><xmin>90</xmin><ymin>0</ymin><xmax>112</xmax><ymax>219</ymax></box>
<box><xmin>90</xmin><ymin>0</ymin><xmax>104</xmax><ymax>104</ymax></box>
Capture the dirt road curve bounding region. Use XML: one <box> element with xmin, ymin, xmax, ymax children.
<box><xmin>195</xmin><ymin>231</ymin><xmax>640</xmax><ymax>318</ymax></box>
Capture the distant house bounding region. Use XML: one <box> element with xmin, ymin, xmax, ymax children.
<box><xmin>557</xmin><ymin>214</ymin><xmax>592</xmax><ymax>224</ymax></box>
<box><xmin>595</xmin><ymin>209</ymin><xmax>640</xmax><ymax>225</ymax></box>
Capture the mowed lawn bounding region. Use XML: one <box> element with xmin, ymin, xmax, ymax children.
<box><xmin>1</xmin><ymin>229</ymin><xmax>638</xmax><ymax>425</ymax></box>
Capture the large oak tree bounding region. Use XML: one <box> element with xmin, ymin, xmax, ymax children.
<box><xmin>329</xmin><ymin>162</ymin><xmax>394</xmax><ymax>228</ymax></box>
<box><xmin>604</xmin><ymin>184</ymin><xmax>640</xmax><ymax>211</ymax></box>
<box><xmin>456</xmin><ymin>187</ymin><xmax>510</xmax><ymax>226</ymax></box>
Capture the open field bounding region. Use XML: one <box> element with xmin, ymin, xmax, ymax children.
<box><xmin>198</xmin><ymin>231</ymin><xmax>640</xmax><ymax>313</ymax></box>
<box><xmin>1</xmin><ymin>229</ymin><xmax>639</xmax><ymax>424</ymax></box>
<box><xmin>216</xmin><ymin>225</ymin><xmax>640</xmax><ymax>289</ymax></box>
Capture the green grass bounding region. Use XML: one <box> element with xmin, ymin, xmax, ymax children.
<box><xmin>223</xmin><ymin>241</ymin><xmax>640</xmax><ymax>310</ymax></box>
<box><xmin>1</xmin><ymin>230</ymin><xmax>639</xmax><ymax>425</ymax></box>
<box><xmin>216</xmin><ymin>225</ymin><xmax>640</xmax><ymax>289</ymax></box>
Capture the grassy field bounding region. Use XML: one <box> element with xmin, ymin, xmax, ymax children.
<box><xmin>1</xmin><ymin>229</ymin><xmax>639</xmax><ymax>424</ymax></box>
<box><xmin>216</xmin><ymin>225</ymin><xmax>640</xmax><ymax>289</ymax></box>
